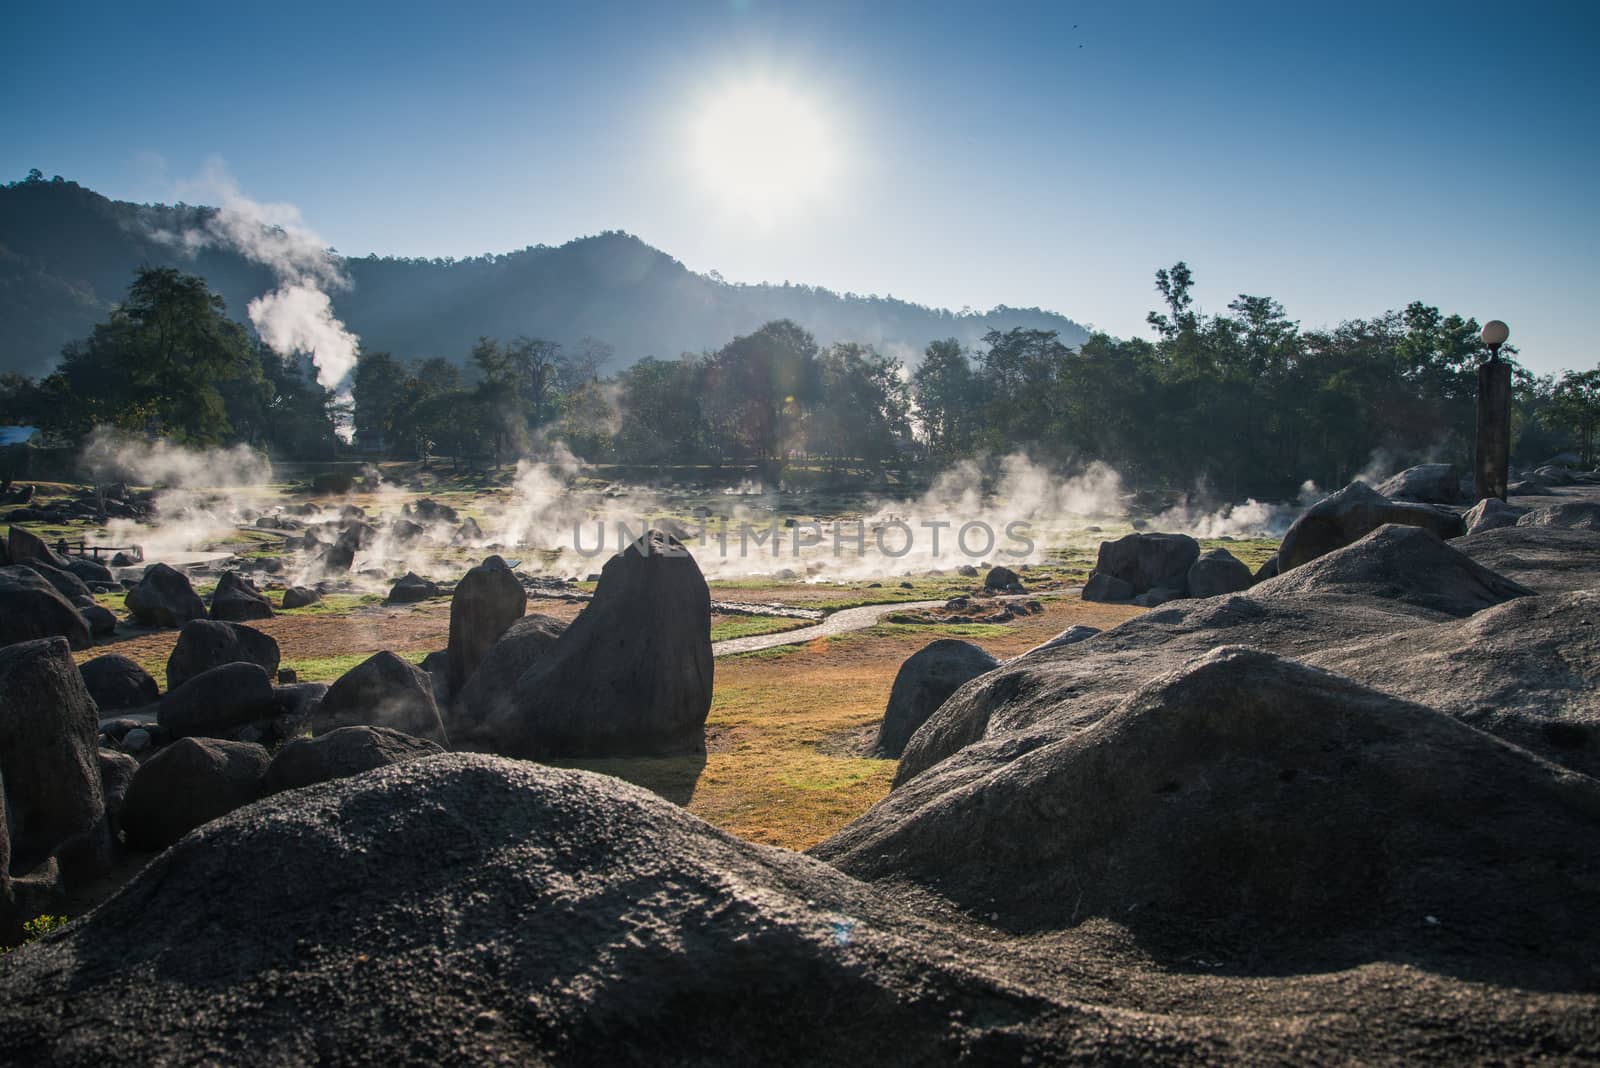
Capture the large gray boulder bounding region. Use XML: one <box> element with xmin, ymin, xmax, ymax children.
<box><xmin>1256</xmin><ymin>524</ymin><xmax>1532</xmax><ymax>618</ymax></box>
<box><xmin>166</xmin><ymin>619</ymin><xmax>281</xmax><ymax>691</ymax></box>
<box><xmin>448</xmin><ymin>614</ymin><xmax>567</xmax><ymax>740</ymax></box>
<box><xmin>1080</xmin><ymin>570</ymin><xmax>1134</xmax><ymax>603</ymax></box>
<box><xmin>0</xmin><ymin>638</ymin><xmax>109</xmax><ymax>883</ymax></box>
<box><xmin>1460</xmin><ymin>496</ymin><xmax>1528</xmax><ymax>535</ymax></box>
<box><xmin>876</xmin><ymin>639</ymin><xmax>999</xmax><ymax>758</ymax></box>
<box><xmin>209</xmin><ymin>570</ymin><xmax>273</xmax><ymax>622</ymax></box>
<box><xmin>119</xmin><ymin>737</ymin><xmax>269</xmax><ymax>850</ymax></box>
<box><xmin>157</xmin><ymin>663</ymin><xmax>277</xmax><ymax>740</ymax></box>
<box><xmin>309</xmin><ymin>651</ymin><xmax>448</xmax><ymax>745</ymax></box>
<box><xmin>262</xmin><ymin>726</ymin><xmax>444</xmax><ymax>795</ymax></box>
<box><xmin>895</xmin><ymin>524</ymin><xmax>1533</xmax><ymax>786</ymax></box>
<box><xmin>1515</xmin><ymin>501</ymin><xmax>1600</xmax><ymax>532</ymax></box>
<box><xmin>15</xmin><ymin>558</ymin><xmax>91</xmax><ymax>601</ymax></box>
<box><xmin>1453</xmin><ymin>525</ymin><xmax>1600</xmax><ymax>595</ymax></box>
<box><xmin>0</xmin><ymin>754</ymin><xmax>1593</xmax><ymax>1063</ymax></box>
<box><xmin>481</xmin><ymin>530</ymin><xmax>712</xmax><ymax>758</ymax></box>
<box><xmin>446</xmin><ymin>555</ymin><xmax>527</xmax><ymax>694</ymax></box>
<box><xmin>1088</xmin><ymin>532</ymin><xmax>1198</xmax><ymax>596</ymax></box>
<box><xmin>98</xmin><ymin>748</ymin><xmax>138</xmax><ymax>832</ymax></box>
<box><xmin>818</xmin><ymin>647</ymin><xmax>1600</xmax><ymax>952</ymax></box>
<box><xmin>125</xmin><ymin>563</ymin><xmax>207</xmax><ymax>628</ymax></box>
<box><xmin>1375</xmin><ymin>463</ymin><xmax>1463</xmax><ymax>504</ymax></box>
<box><xmin>0</xmin><ymin>565</ymin><xmax>90</xmax><ymax>650</ymax></box>
<box><xmin>5</xmin><ymin>524</ymin><xmax>73</xmax><ymax>569</ymax></box>
<box><xmin>79</xmin><ymin>654</ymin><xmax>159</xmax><ymax>711</ymax></box>
<box><xmin>1277</xmin><ymin>480</ymin><xmax>1463</xmax><ymax>571</ymax></box>
<box><xmin>384</xmin><ymin>571</ymin><xmax>440</xmax><ymax>604</ymax></box>
<box><xmin>1306</xmin><ymin>589</ymin><xmax>1600</xmax><ymax>778</ymax></box>
<box><xmin>1184</xmin><ymin>547</ymin><xmax>1253</xmax><ymax>598</ymax></box>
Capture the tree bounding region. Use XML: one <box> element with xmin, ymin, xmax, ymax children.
<box><xmin>703</xmin><ymin>320</ymin><xmax>821</xmax><ymax>464</ymax></box>
<box><xmin>912</xmin><ymin>339</ymin><xmax>977</xmax><ymax>456</ymax></box>
<box><xmin>48</xmin><ymin>266</ymin><xmax>257</xmax><ymax>445</ymax></box>
<box><xmin>1543</xmin><ymin>367</ymin><xmax>1600</xmax><ymax>467</ymax></box>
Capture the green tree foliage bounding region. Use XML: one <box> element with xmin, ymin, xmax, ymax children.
<box><xmin>1542</xmin><ymin>367</ymin><xmax>1600</xmax><ymax>467</ymax></box>
<box><xmin>45</xmin><ymin>267</ymin><xmax>259</xmax><ymax>444</ymax></box>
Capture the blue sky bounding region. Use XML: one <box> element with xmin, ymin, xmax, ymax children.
<box><xmin>3</xmin><ymin>0</ymin><xmax>1595</xmax><ymax>374</ymax></box>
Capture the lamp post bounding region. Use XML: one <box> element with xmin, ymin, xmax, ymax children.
<box><xmin>1474</xmin><ymin>319</ymin><xmax>1512</xmax><ymax>502</ymax></box>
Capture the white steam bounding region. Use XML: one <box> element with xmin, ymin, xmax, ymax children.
<box><xmin>158</xmin><ymin>159</ymin><xmax>361</xmax><ymax>399</ymax></box>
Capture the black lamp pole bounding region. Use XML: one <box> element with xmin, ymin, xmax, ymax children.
<box><xmin>1474</xmin><ymin>320</ymin><xmax>1512</xmax><ymax>502</ymax></box>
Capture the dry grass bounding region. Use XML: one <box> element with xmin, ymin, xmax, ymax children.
<box><xmin>75</xmin><ymin>575</ymin><xmax>1140</xmax><ymax>852</ymax></box>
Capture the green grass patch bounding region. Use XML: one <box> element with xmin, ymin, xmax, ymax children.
<box><xmin>279</xmin><ymin>592</ymin><xmax>386</xmax><ymax>615</ymax></box>
<box><xmin>281</xmin><ymin>649</ymin><xmax>430</xmax><ymax>683</ymax></box>
<box><xmin>860</xmin><ymin>621</ymin><xmax>1014</xmax><ymax>640</ymax></box>
<box><xmin>709</xmin><ymin>616</ymin><xmax>811</xmax><ymax>642</ymax></box>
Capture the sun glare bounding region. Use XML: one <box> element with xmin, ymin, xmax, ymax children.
<box><xmin>689</xmin><ymin>80</ymin><xmax>838</xmax><ymax>224</ymax></box>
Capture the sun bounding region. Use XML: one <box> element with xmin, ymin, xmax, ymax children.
<box><xmin>689</xmin><ymin>80</ymin><xmax>838</xmax><ymax>224</ymax></box>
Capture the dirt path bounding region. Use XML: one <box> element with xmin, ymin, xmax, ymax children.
<box><xmin>711</xmin><ymin>590</ymin><xmax>1078</xmax><ymax>657</ymax></box>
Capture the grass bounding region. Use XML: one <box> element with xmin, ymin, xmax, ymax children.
<box><xmin>280</xmin><ymin>649</ymin><xmax>431</xmax><ymax>683</ymax></box>
<box><xmin>279</xmin><ymin>592</ymin><xmax>386</xmax><ymax>615</ymax></box>
<box><xmin>708</xmin><ymin>615</ymin><xmax>811</xmax><ymax>642</ymax></box>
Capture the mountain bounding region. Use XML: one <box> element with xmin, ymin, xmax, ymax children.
<box><xmin>0</xmin><ymin>174</ymin><xmax>1090</xmax><ymax>378</ymax></box>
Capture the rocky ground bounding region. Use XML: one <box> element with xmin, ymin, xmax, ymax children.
<box><xmin>0</xmin><ymin>470</ymin><xmax>1597</xmax><ymax>1063</ymax></box>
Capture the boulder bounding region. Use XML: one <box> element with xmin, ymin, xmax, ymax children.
<box><xmin>261</xmin><ymin>726</ymin><xmax>444</xmax><ymax>795</ymax></box>
<box><xmin>1252</xmin><ymin>553</ymin><xmax>1279</xmax><ymax>582</ymax></box>
<box><xmin>385</xmin><ymin>571</ymin><xmax>440</xmax><ymax>604</ymax></box>
<box><xmin>982</xmin><ymin>565</ymin><xmax>1024</xmax><ymax>593</ymax></box>
<box><xmin>157</xmin><ymin>662</ymin><xmax>277</xmax><ymax>740</ymax></box>
<box><xmin>1507</xmin><ymin>479</ymin><xmax>1552</xmax><ymax>497</ymax></box>
<box><xmin>1184</xmin><ymin>547</ymin><xmax>1253</xmax><ymax>598</ymax></box>
<box><xmin>1257</xmin><ymin>524</ymin><xmax>1530</xmax><ymax>618</ymax></box>
<box><xmin>1461</xmin><ymin>496</ymin><xmax>1528</xmax><ymax>535</ymax></box>
<box><xmin>894</xmin><ymin>524</ymin><xmax>1537</xmax><ymax>787</ymax></box>
<box><xmin>1090</xmin><ymin>532</ymin><xmax>1198</xmax><ymax>596</ymax></box>
<box><xmin>1515</xmin><ymin>501</ymin><xmax>1600</xmax><ymax>532</ymax></box>
<box><xmin>281</xmin><ymin>585</ymin><xmax>321</xmax><ymax>609</ymax></box>
<box><xmin>16</xmin><ymin>558</ymin><xmax>91</xmax><ymax>601</ymax></box>
<box><xmin>166</xmin><ymin>619</ymin><xmax>281</xmax><ymax>691</ymax></box>
<box><xmin>480</xmin><ymin>530</ymin><xmax>712</xmax><ymax>758</ymax></box>
<box><xmin>125</xmin><ymin>563</ymin><xmax>207</xmax><ymax>628</ymax></box>
<box><xmin>0</xmin><ymin>754</ymin><xmax>1592</xmax><ymax>1063</ymax></box>
<box><xmin>309</xmin><ymin>651</ymin><xmax>448</xmax><ymax>745</ymax></box>
<box><xmin>1277</xmin><ymin>481</ymin><xmax>1463</xmax><ymax>571</ymax></box>
<box><xmin>389</xmin><ymin>518</ymin><xmax>426</xmax><ymax>543</ymax></box>
<box><xmin>0</xmin><ymin>638</ymin><xmax>108</xmax><ymax>882</ymax></box>
<box><xmin>97</xmin><ymin>748</ymin><xmax>138</xmax><ymax>829</ymax></box>
<box><xmin>5</xmin><ymin>524</ymin><xmax>73</xmax><ymax>569</ymax></box>
<box><xmin>77</xmin><ymin>599</ymin><xmax>116</xmax><ymax>637</ymax></box>
<box><xmin>448</xmin><ymin>614</ymin><xmax>569</xmax><ymax>737</ymax></box>
<box><xmin>61</xmin><ymin>557</ymin><xmax>112</xmax><ymax>585</ymax></box>
<box><xmin>817</xmin><ymin>647</ymin><xmax>1600</xmax><ymax>956</ymax></box>
<box><xmin>0</xmin><ymin>566</ymin><xmax>90</xmax><ymax>650</ymax></box>
<box><xmin>209</xmin><ymin>570</ymin><xmax>273</xmax><ymax>622</ymax></box>
<box><xmin>446</xmin><ymin>555</ymin><xmax>527</xmax><ymax>693</ymax></box>
<box><xmin>1132</xmin><ymin>585</ymin><xmax>1184</xmax><ymax>607</ymax></box>
<box><xmin>1454</xmin><ymin>525</ymin><xmax>1600</xmax><ymax>595</ymax></box>
<box><xmin>412</xmin><ymin>498</ymin><xmax>458</xmax><ymax>523</ymax></box>
<box><xmin>79</xmin><ymin>654</ymin><xmax>159</xmax><ymax>711</ymax></box>
<box><xmin>876</xmin><ymin>640</ymin><xmax>999</xmax><ymax>758</ymax></box>
<box><xmin>451</xmin><ymin>517</ymin><xmax>485</xmax><ymax>546</ymax></box>
<box><xmin>1533</xmin><ymin>465</ymin><xmax>1577</xmax><ymax>486</ymax></box>
<box><xmin>1080</xmin><ymin>570</ymin><xmax>1134</xmax><ymax>603</ymax></box>
<box><xmin>1016</xmin><ymin>625</ymin><xmax>1100</xmax><ymax>659</ymax></box>
<box><xmin>1375</xmin><ymin>463</ymin><xmax>1463</xmax><ymax>504</ymax></box>
<box><xmin>119</xmin><ymin>737</ymin><xmax>269</xmax><ymax>850</ymax></box>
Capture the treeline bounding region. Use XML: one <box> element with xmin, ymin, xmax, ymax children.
<box><xmin>4</xmin><ymin>263</ymin><xmax>1597</xmax><ymax>489</ymax></box>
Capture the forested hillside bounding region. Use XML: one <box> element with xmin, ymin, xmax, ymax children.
<box><xmin>0</xmin><ymin>172</ymin><xmax>1087</xmax><ymax>377</ymax></box>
